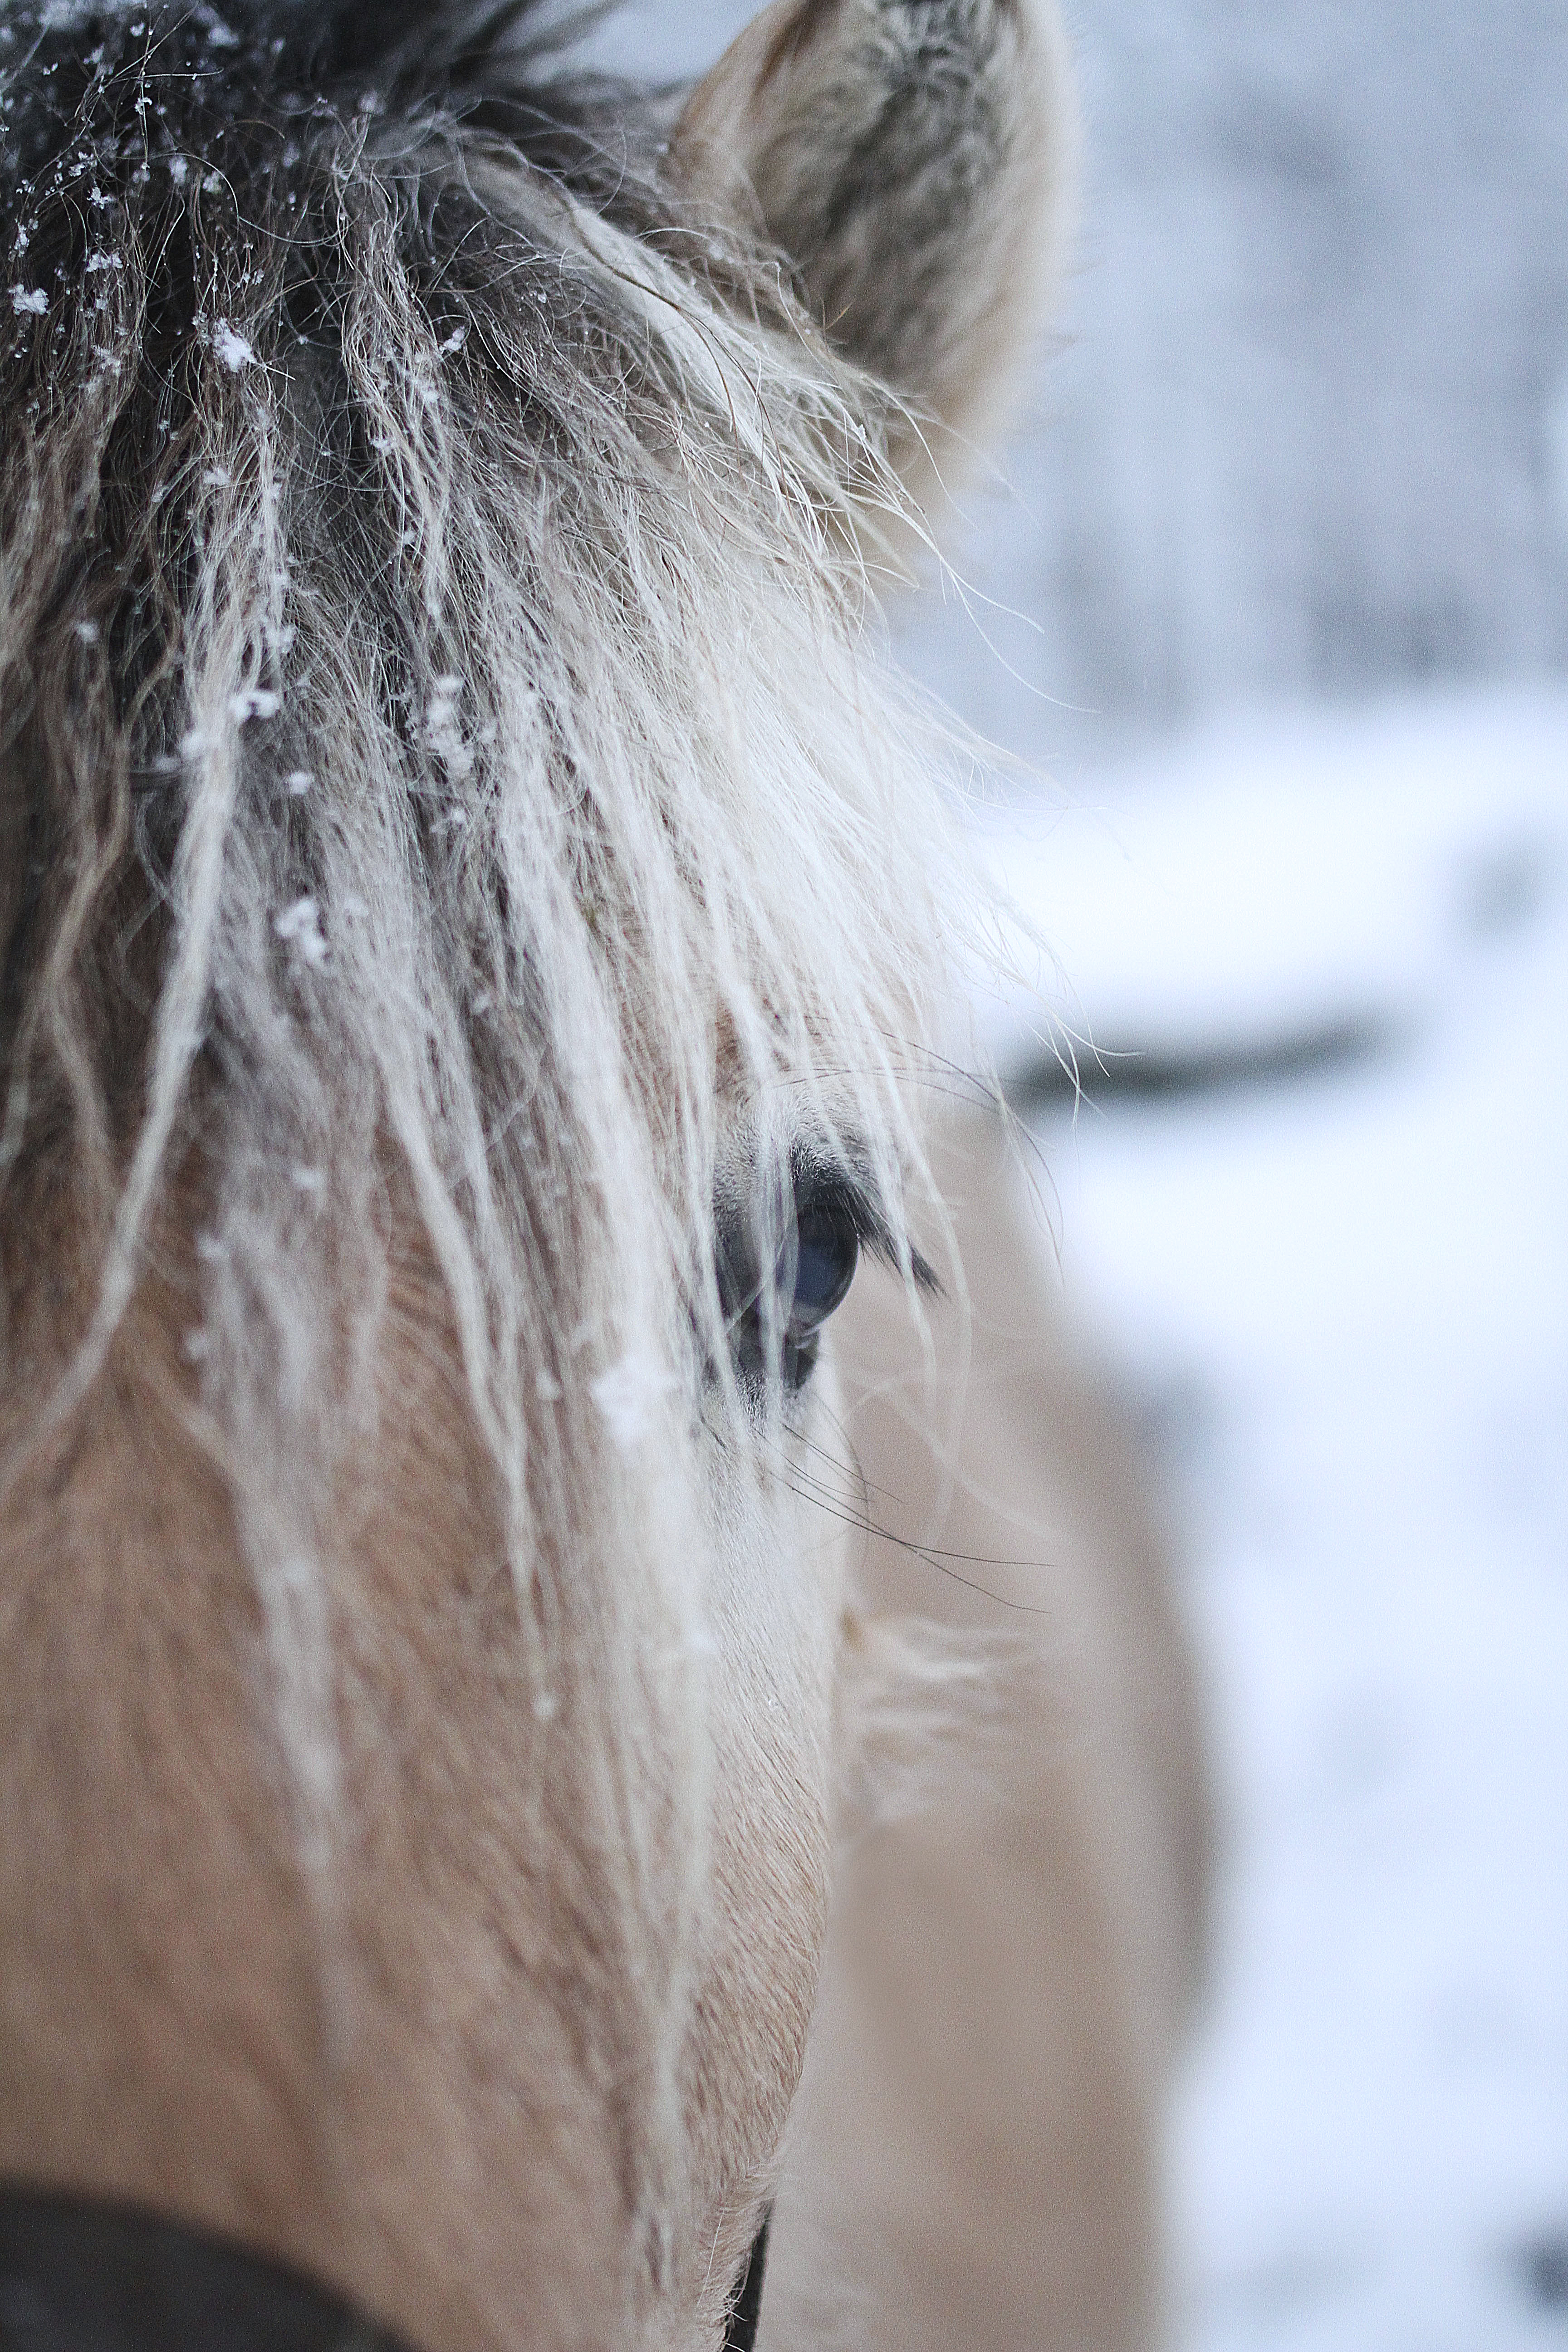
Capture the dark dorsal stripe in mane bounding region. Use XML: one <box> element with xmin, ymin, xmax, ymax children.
<box><xmin>0</xmin><ymin>0</ymin><xmax>710</xmax><ymax>301</ymax></box>
<box><xmin>0</xmin><ymin>0</ymin><xmax>626</xmax><ymax>164</ymax></box>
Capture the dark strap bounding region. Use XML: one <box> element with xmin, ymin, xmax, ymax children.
<box><xmin>721</xmin><ymin>2210</ymin><xmax>770</xmax><ymax>2352</ymax></box>
<box><xmin>0</xmin><ymin>2189</ymin><xmax>407</xmax><ymax>2351</ymax></box>
<box><xmin>0</xmin><ymin>2186</ymin><xmax>773</xmax><ymax>2350</ymax></box>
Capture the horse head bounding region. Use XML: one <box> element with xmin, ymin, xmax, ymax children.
<box><xmin>0</xmin><ymin>3</ymin><xmax>1071</xmax><ymax>2342</ymax></box>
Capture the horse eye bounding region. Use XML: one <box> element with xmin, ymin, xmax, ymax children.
<box><xmin>773</xmin><ymin>1184</ymin><xmax>861</xmax><ymax>1391</ymax></box>
<box><xmin>714</xmin><ymin>1177</ymin><xmax>863</xmax><ymax>1396</ymax></box>
<box><xmin>783</xmin><ymin>1196</ymin><xmax>859</xmax><ymax>1338</ymax></box>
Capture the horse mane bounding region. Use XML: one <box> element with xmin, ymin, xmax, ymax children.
<box><xmin>0</xmin><ymin>0</ymin><xmax>957</xmax><ymax>2110</ymax></box>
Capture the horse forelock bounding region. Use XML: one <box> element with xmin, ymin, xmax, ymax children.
<box><xmin>0</xmin><ymin>0</ymin><xmax>959</xmax><ymax>2309</ymax></box>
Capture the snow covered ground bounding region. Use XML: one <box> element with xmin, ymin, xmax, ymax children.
<box><xmin>968</xmin><ymin>694</ymin><xmax>1568</xmax><ymax>2349</ymax></box>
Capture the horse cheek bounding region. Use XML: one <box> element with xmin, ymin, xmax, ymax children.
<box><xmin>686</xmin><ymin>1377</ymin><xmax>852</xmax><ymax>2248</ymax></box>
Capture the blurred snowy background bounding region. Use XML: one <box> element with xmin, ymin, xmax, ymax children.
<box><xmin>591</xmin><ymin>3</ymin><xmax>1568</xmax><ymax>2343</ymax></box>
<box><xmin>972</xmin><ymin>708</ymin><xmax>1568</xmax><ymax>2351</ymax></box>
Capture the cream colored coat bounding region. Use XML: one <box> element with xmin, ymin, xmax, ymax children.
<box><xmin>766</xmin><ymin>1112</ymin><xmax>1211</xmax><ymax>2351</ymax></box>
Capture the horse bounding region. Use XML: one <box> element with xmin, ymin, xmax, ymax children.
<box><xmin>0</xmin><ymin>0</ymin><xmax>1206</xmax><ymax>2345</ymax></box>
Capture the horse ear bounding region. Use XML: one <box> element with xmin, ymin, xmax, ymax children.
<box><xmin>671</xmin><ymin>0</ymin><xmax>1075</xmax><ymax>522</ymax></box>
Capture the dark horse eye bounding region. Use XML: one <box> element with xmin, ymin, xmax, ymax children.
<box><xmin>782</xmin><ymin>1194</ymin><xmax>859</xmax><ymax>1337</ymax></box>
<box><xmin>715</xmin><ymin>1170</ymin><xmax>863</xmax><ymax>1396</ymax></box>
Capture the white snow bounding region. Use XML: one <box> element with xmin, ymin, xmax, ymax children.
<box><xmin>273</xmin><ymin>896</ymin><xmax>327</xmax><ymax>968</ymax></box>
<box><xmin>39</xmin><ymin>0</ymin><xmax>121</xmax><ymax>27</ymax></box>
<box><xmin>591</xmin><ymin>1351</ymin><xmax>675</xmax><ymax>1451</ymax></box>
<box><xmin>10</xmin><ymin>285</ymin><xmax>47</xmax><ymax>315</ymax></box>
<box><xmin>966</xmin><ymin>696</ymin><xmax>1568</xmax><ymax>1085</ymax></box>
<box><xmin>426</xmin><ymin>673</ymin><xmax>475</xmax><ymax>781</ymax></box>
<box><xmin>211</xmin><ymin>320</ymin><xmax>255</xmax><ymax>372</ymax></box>
<box><xmin>973</xmin><ymin>691</ymin><xmax>1568</xmax><ymax>2350</ymax></box>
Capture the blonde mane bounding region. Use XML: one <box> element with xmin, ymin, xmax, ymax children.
<box><xmin>0</xmin><ymin>3</ymin><xmax>960</xmax><ymax>2306</ymax></box>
